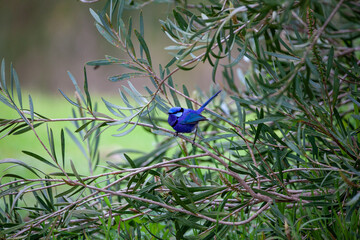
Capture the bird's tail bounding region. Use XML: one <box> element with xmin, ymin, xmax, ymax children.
<box><xmin>198</xmin><ymin>90</ymin><xmax>222</xmax><ymax>113</ymax></box>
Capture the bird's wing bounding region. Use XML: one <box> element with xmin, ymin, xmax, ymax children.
<box><xmin>181</xmin><ymin>111</ymin><xmax>207</xmax><ymax>124</ymax></box>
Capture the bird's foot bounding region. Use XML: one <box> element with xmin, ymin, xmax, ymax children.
<box><xmin>192</xmin><ymin>127</ymin><xmax>198</xmax><ymax>143</ymax></box>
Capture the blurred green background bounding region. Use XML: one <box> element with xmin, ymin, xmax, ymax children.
<box><xmin>0</xmin><ymin>1</ymin><xmax>221</xmax><ymax>175</ymax></box>
<box><xmin>0</xmin><ymin>0</ymin><xmax>215</xmax><ymax>92</ymax></box>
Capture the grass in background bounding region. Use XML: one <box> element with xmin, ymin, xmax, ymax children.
<box><xmin>0</xmin><ymin>91</ymin><xmax>155</xmax><ymax>177</ymax></box>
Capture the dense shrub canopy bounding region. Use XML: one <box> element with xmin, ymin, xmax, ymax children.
<box><xmin>0</xmin><ymin>0</ymin><xmax>359</xmax><ymax>239</ymax></box>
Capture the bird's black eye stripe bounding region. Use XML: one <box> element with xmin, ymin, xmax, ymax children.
<box><xmin>175</xmin><ymin>108</ymin><xmax>184</xmax><ymax>113</ymax></box>
<box><xmin>170</xmin><ymin>108</ymin><xmax>184</xmax><ymax>114</ymax></box>
<box><xmin>171</xmin><ymin>119</ymin><xmax>178</xmax><ymax>127</ymax></box>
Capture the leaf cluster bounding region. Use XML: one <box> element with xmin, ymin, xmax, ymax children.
<box><xmin>1</xmin><ymin>0</ymin><xmax>360</xmax><ymax>239</ymax></box>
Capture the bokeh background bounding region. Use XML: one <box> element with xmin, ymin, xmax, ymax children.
<box><xmin>0</xmin><ymin>0</ymin><xmax>215</xmax><ymax>93</ymax></box>
<box><xmin>0</xmin><ymin>0</ymin><xmax>218</xmax><ymax>169</ymax></box>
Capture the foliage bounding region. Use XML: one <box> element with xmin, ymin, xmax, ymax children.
<box><xmin>1</xmin><ymin>0</ymin><xmax>360</xmax><ymax>239</ymax></box>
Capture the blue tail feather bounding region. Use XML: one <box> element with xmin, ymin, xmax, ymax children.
<box><xmin>197</xmin><ymin>90</ymin><xmax>221</xmax><ymax>113</ymax></box>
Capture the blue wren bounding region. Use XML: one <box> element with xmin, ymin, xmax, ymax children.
<box><xmin>167</xmin><ymin>90</ymin><xmax>221</xmax><ymax>135</ymax></box>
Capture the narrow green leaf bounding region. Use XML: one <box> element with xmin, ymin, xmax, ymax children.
<box><xmin>326</xmin><ymin>47</ymin><xmax>334</xmax><ymax>79</ymax></box>
<box><xmin>223</xmin><ymin>44</ymin><xmax>247</xmax><ymax>68</ymax></box>
<box><xmin>123</xmin><ymin>85</ymin><xmax>144</xmax><ymax>107</ymax></box>
<box><xmin>172</xmin><ymin>191</ymin><xmax>196</xmax><ymax>212</ymax></box>
<box><xmin>55</xmin><ymin>185</ymin><xmax>79</xmax><ymax>198</ymax></box>
<box><xmin>113</xmin><ymin>121</ymin><xmax>137</xmax><ymax>137</ymax></box>
<box><xmin>126</xmin><ymin>17</ymin><xmax>136</xmax><ymax>57</ymax></box>
<box><xmin>346</xmin><ymin>192</ymin><xmax>360</xmax><ymax>206</ymax></box>
<box><xmin>96</xmin><ymin>23</ymin><xmax>120</xmax><ymax>48</ymax></box>
<box><xmin>87</xmin><ymin>56</ymin><xmax>127</xmax><ymax>66</ymax></box>
<box><xmin>75</xmin><ymin>120</ymin><xmax>94</xmax><ymax>133</ymax></box>
<box><xmin>332</xmin><ymin>70</ymin><xmax>339</xmax><ymax>107</ymax></box>
<box><xmin>14</xmin><ymin>105</ymin><xmax>31</xmax><ymax>126</ymax></box>
<box><xmin>212</xmin><ymin>55</ymin><xmax>220</xmax><ymax>83</ymax></box>
<box><xmin>83</xmin><ymin>67</ymin><xmax>92</xmax><ymax>111</ymax></box>
<box><xmin>106</xmin><ymin>160</ymin><xmax>123</xmax><ymax>170</ymax></box>
<box><xmin>1</xmin><ymin>58</ymin><xmax>6</xmax><ymax>91</ymax></box>
<box><xmin>176</xmin><ymin>62</ymin><xmax>198</xmax><ymax>71</ymax></box>
<box><xmin>66</xmin><ymin>128</ymin><xmax>88</xmax><ymax>159</ymax></box>
<box><xmin>265</xmin><ymin>51</ymin><xmax>300</xmax><ymax>61</ymax></box>
<box><xmin>6</xmin><ymin>122</ymin><xmax>26</xmax><ymax>135</ymax></box>
<box><xmin>67</xmin><ymin>71</ymin><xmax>86</xmax><ymax>105</ymax></box>
<box><xmin>0</xmin><ymin>159</ymin><xmax>43</xmax><ymax>178</ymax></box>
<box><xmin>119</xmin><ymin>89</ymin><xmax>134</xmax><ymax>109</ymax></box>
<box><xmin>48</xmin><ymin>128</ymin><xmax>57</xmax><ymax>163</ymax></box>
<box><xmin>134</xmin><ymin>29</ymin><xmax>152</xmax><ymax>68</ymax></box>
<box><xmin>192</xmin><ymin>187</ymin><xmax>227</xmax><ymax>202</ymax></box>
<box><xmin>70</xmin><ymin>160</ymin><xmax>84</xmax><ymax>184</ymax></box>
<box><xmin>10</xmin><ymin>63</ymin><xmax>14</xmax><ymax>97</ymax></box>
<box><xmin>119</xmin><ymin>62</ymin><xmax>146</xmax><ymax>72</ymax></box>
<box><xmin>128</xmin><ymin>81</ymin><xmax>148</xmax><ymax>104</ymax></box>
<box><xmin>182</xmin><ymin>85</ymin><xmax>193</xmax><ymax>110</ymax></box>
<box><xmin>189</xmin><ymin>23</ymin><xmax>212</xmax><ymax>41</ymax></box>
<box><xmin>229</xmin><ymin>166</ymin><xmax>250</xmax><ymax>175</ymax></box>
<box><xmin>83</xmin><ymin>122</ymin><xmax>106</xmax><ymax>140</ymax></box>
<box><xmin>254</xmin><ymin>122</ymin><xmax>264</xmax><ymax>144</ymax></box>
<box><xmin>102</xmin><ymin>97</ymin><xmax>138</xmax><ymax>111</ymax></box>
<box><xmin>175</xmin><ymin>217</ymin><xmax>207</xmax><ymax>230</ymax></box>
<box><xmin>176</xmin><ymin>7</ymin><xmax>205</xmax><ymax>26</ymax></box>
<box><xmin>279</xmin><ymin>35</ymin><xmax>294</xmax><ymax>53</ymax></box>
<box><xmin>139</xmin><ymin>11</ymin><xmax>144</xmax><ymax>59</ymax></box>
<box><xmin>167</xmin><ymin>71</ymin><xmax>180</xmax><ymax>106</ymax></box>
<box><xmin>13</xmin><ymin>122</ymin><xmax>43</xmax><ymax>135</ymax></box>
<box><xmin>1</xmin><ymin>173</ymin><xmax>27</xmax><ymax>181</ymax></box>
<box><xmin>334</xmin><ymin>107</ymin><xmax>346</xmax><ymax>137</ymax></box>
<box><xmin>0</xmin><ymin>121</ymin><xmax>15</xmax><ymax>137</ymax></box>
<box><xmin>173</xmin><ymin>9</ymin><xmax>188</xmax><ymax>30</ymax></box>
<box><xmin>89</xmin><ymin>8</ymin><xmax>103</xmax><ymax>26</ymax></box>
<box><xmin>108</xmin><ymin>72</ymin><xmax>146</xmax><ymax>82</ymax></box>
<box><xmin>58</xmin><ymin>89</ymin><xmax>80</xmax><ymax>108</ymax></box>
<box><xmin>258</xmin><ymin>58</ymin><xmax>278</xmax><ymax>82</ymax></box>
<box><xmin>348</xmin><ymin>95</ymin><xmax>360</xmax><ymax>107</ymax></box>
<box><xmin>305</xmin><ymin>57</ymin><xmax>320</xmax><ymax>78</ymax></box>
<box><xmin>117</xmin><ymin>0</ymin><xmax>125</xmax><ymax>26</ymax></box>
<box><xmin>28</xmin><ymin>95</ymin><xmax>34</xmax><ymax>122</ymax></box>
<box><xmin>124</xmin><ymin>153</ymin><xmax>136</xmax><ymax>168</ymax></box>
<box><xmin>87</xmin><ymin>59</ymin><xmax>117</xmax><ymax>66</ymax></box>
<box><xmin>12</xmin><ymin>67</ymin><xmax>22</xmax><ymax>109</ymax></box>
<box><xmin>0</xmin><ymin>94</ymin><xmax>14</xmax><ymax>109</ymax></box>
<box><xmin>246</xmin><ymin>116</ymin><xmax>285</xmax><ymax>125</ymax></box>
<box><xmin>61</xmin><ymin>129</ymin><xmax>65</xmax><ymax>169</ymax></box>
<box><xmin>152</xmin><ymin>129</ymin><xmax>173</xmax><ymax>137</ymax></box>
<box><xmin>0</xmin><ymin>182</ymin><xmax>30</xmax><ymax>200</ymax></box>
<box><xmin>176</xmin><ymin>43</ymin><xmax>199</xmax><ymax>63</ymax></box>
<box><xmin>207</xmin><ymin>110</ymin><xmax>235</xmax><ymax>126</ymax></box>
<box><xmin>164</xmin><ymin>45</ymin><xmax>188</xmax><ymax>51</ymax></box>
<box><xmin>109</xmin><ymin>0</ymin><xmax>114</xmax><ymax>20</ymax></box>
<box><xmin>227</xmin><ymin>18</ymin><xmax>235</xmax><ymax>53</ymax></box>
<box><xmin>22</xmin><ymin>150</ymin><xmax>58</xmax><ymax>169</ymax></box>
<box><xmin>165</xmin><ymin>49</ymin><xmax>184</xmax><ymax>68</ymax></box>
<box><xmin>49</xmin><ymin>172</ymin><xmax>79</xmax><ymax>177</ymax></box>
<box><xmin>223</xmin><ymin>67</ymin><xmax>238</xmax><ymax>93</ymax></box>
<box><xmin>286</xmin><ymin>141</ymin><xmax>303</xmax><ymax>156</ymax></box>
<box><xmin>202</xmin><ymin>133</ymin><xmax>238</xmax><ymax>143</ymax></box>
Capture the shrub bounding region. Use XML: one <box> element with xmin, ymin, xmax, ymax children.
<box><xmin>1</xmin><ymin>0</ymin><xmax>359</xmax><ymax>239</ymax></box>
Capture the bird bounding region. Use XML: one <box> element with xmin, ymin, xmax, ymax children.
<box><xmin>167</xmin><ymin>90</ymin><xmax>222</xmax><ymax>135</ymax></box>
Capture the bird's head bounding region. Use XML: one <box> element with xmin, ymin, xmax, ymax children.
<box><xmin>168</xmin><ymin>107</ymin><xmax>184</xmax><ymax>117</ymax></box>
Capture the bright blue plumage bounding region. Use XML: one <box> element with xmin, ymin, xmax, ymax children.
<box><xmin>167</xmin><ymin>90</ymin><xmax>221</xmax><ymax>133</ymax></box>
